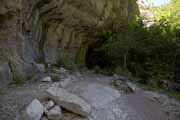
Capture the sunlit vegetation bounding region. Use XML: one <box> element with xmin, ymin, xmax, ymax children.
<box><xmin>151</xmin><ymin>0</ymin><xmax>180</xmax><ymax>29</ymax></box>
<box><xmin>91</xmin><ymin>0</ymin><xmax>180</xmax><ymax>93</ymax></box>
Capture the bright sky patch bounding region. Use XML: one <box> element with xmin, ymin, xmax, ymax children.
<box><xmin>146</xmin><ymin>0</ymin><xmax>170</xmax><ymax>6</ymax></box>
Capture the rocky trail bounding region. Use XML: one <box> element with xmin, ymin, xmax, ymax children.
<box><xmin>0</xmin><ymin>69</ymin><xmax>180</xmax><ymax>120</ymax></box>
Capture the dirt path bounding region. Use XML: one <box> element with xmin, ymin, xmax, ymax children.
<box><xmin>0</xmin><ymin>71</ymin><xmax>179</xmax><ymax>120</ymax></box>
<box><xmin>126</xmin><ymin>92</ymin><xmax>167</xmax><ymax>120</ymax></box>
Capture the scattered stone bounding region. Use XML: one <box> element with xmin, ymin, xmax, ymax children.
<box><xmin>126</xmin><ymin>82</ymin><xmax>137</xmax><ymax>91</ymax></box>
<box><xmin>119</xmin><ymin>83</ymin><xmax>134</xmax><ymax>94</ymax></box>
<box><xmin>46</xmin><ymin>87</ymin><xmax>91</xmax><ymax>117</ymax></box>
<box><xmin>112</xmin><ymin>79</ymin><xmax>122</xmax><ymax>87</ymax></box>
<box><xmin>60</xmin><ymin>67</ymin><xmax>66</xmax><ymax>73</ymax></box>
<box><xmin>50</xmin><ymin>82</ymin><xmax>61</xmax><ymax>88</ymax></box>
<box><xmin>42</xmin><ymin>76</ymin><xmax>52</xmax><ymax>82</ymax></box>
<box><xmin>26</xmin><ymin>99</ymin><xmax>44</xmax><ymax>120</ymax></box>
<box><xmin>43</xmin><ymin>100</ymin><xmax>55</xmax><ymax>111</ymax></box>
<box><xmin>47</xmin><ymin>105</ymin><xmax>62</xmax><ymax>120</ymax></box>
<box><xmin>112</xmin><ymin>81</ymin><xmax>134</xmax><ymax>94</ymax></box>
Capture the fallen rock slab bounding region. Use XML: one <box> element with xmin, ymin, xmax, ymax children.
<box><xmin>46</xmin><ymin>87</ymin><xmax>91</xmax><ymax>117</ymax></box>
<box><xmin>26</xmin><ymin>99</ymin><xmax>44</xmax><ymax>120</ymax></box>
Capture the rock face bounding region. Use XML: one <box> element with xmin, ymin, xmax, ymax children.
<box><xmin>0</xmin><ymin>0</ymin><xmax>139</xmax><ymax>85</ymax></box>
<box><xmin>137</xmin><ymin>0</ymin><xmax>155</xmax><ymax>27</ymax></box>
<box><xmin>46</xmin><ymin>87</ymin><xmax>91</xmax><ymax>117</ymax></box>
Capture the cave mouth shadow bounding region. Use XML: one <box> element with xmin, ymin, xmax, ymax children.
<box><xmin>85</xmin><ymin>41</ymin><xmax>112</xmax><ymax>70</ymax></box>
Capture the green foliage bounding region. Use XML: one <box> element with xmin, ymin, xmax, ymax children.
<box><xmin>167</xmin><ymin>90</ymin><xmax>180</xmax><ymax>101</ymax></box>
<box><xmin>114</xmin><ymin>67</ymin><xmax>132</xmax><ymax>77</ymax></box>
<box><xmin>0</xmin><ymin>31</ymin><xmax>8</xmax><ymax>41</ymax></box>
<box><xmin>57</xmin><ymin>56</ymin><xmax>78</xmax><ymax>71</ymax></box>
<box><xmin>30</xmin><ymin>73</ymin><xmax>43</xmax><ymax>81</ymax></box>
<box><xmin>0</xmin><ymin>88</ymin><xmax>6</xmax><ymax>96</ymax></box>
<box><xmin>11</xmin><ymin>75</ymin><xmax>25</xmax><ymax>85</ymax></box>
<box><xmin>91</xmin><ymin>1</ymin><xmax>180</xmax><ymax>92</ymax></box>
<box><xmin>151</xmin><ymin>0</ymin><xmax>180</xmax><ymax>29</ymax></box>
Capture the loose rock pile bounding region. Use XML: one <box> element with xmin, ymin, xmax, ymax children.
<box><xmin>24</xmin><ymin>70</ymin><xmax>138</xmax><ymax>120</ymax></box>
<box><xmin>25</xmin><ymin>86</ymin><xmax>91</xmax><ymax>120</ymax></box>
<box><xmin>6</xmin><ymin>67</ymin><xmax>179</xmax><ymax>120</ymax></box>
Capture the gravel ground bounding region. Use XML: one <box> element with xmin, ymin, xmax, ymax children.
<box><xmin>0</xmin><ymin>71</ymin><xmax>179</xmax><ymax>120</ymax></box>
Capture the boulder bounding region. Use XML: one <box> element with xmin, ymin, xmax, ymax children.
<box><xmin>43</xmin><ymin>100</ymin><xmax>55</xmax><ymax>111</ymax></box>
<box><xmin>46</xmin><ymin>87</ymin><xmax>91</xmax><ymax>117</ymax></box>
<box><xmin>47</xmin><ymin>105</ymin><xmax>62</xmax><ymax>120</ymax></box>
<box><xmin>26</xmin><ymin>99</ymin><xmax>44</xmax><ymax>120</ymax></box>
<box><xmin>42</xmin><ymin>76</ymin><xmax>52</xmax><ymax>82</ymax></box>
<box><xmin>126</xmin><ymin>82</ymin><xmax>137</xmax><ymax>91</ymax></box>
<box><xmin>60</xmin><ymin>67</ymin><xmax>67</xmax><ymax>73</ymax></box>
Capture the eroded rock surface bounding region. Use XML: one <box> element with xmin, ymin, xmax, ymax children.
<box><xmin>0</xmin><ymin>0</ymin><xmax>139</xmax><ymax>85</ymax></box>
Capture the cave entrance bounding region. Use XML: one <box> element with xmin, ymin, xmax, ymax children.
<box><xmin>85</xmin><ymin>40</ymin><xmax>111</xmax><ymax>69</ymax></box>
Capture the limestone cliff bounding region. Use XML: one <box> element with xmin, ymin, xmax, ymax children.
<box><xmin>0</xmin><ymin>0</ymin><xmax>139</xmax><ymax>86</ymax></box>
<box><xmin>137</xmin><ymin>0</ymin><xmax>155</xmax><ymax>27</ymax></box>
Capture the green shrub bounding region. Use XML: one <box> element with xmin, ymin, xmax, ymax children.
<box><xmin>90</xmin><ymin>15</ymin><xmax>180</xmax><ymax>91</ymax></box>
<box><xmin>11</xmin><ymin>75</ymin><xmax>25</xmax><ymax>85</ymax></box>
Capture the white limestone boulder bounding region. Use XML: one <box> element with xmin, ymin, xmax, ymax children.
<box><xmin>26</xmin><ymin>99</ymin><xmax>44</xmax><ymax>120</ymax></box>
<box><xmin>46</xmin><ymin>87</ymin><xmax>91</xmax><ymax>117</ymax></box>
<box><xmin>42</xmin><ymin>76</ymin><xmax>52</xmax><ymax>82</ymax></box>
